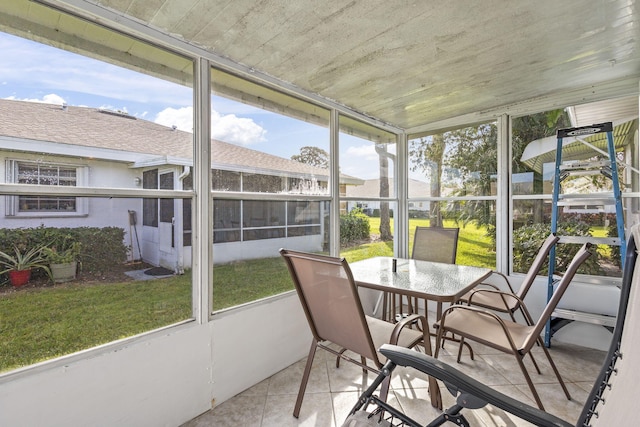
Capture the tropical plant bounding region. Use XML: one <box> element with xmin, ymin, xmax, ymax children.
<box><xmin>43</xmin><ymin>240</ymin><xmax>81</xmax><ymax>264</ymax></box>
<box><xmin>0</xmin><ymin>245</ymin><xmax>51</xmax><ymax>277</ymax></box>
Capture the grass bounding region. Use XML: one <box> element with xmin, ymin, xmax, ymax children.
<box><xmin>354</xmin><ymin>218</ymin><xmax>496</xmax><ymax>268</ymax></box>
<box><xmin>0</xmin><ymin>277</ymin><xmax>192</xmax><ymax>372</ymax></box>
<box><xmin>0</xmin><ymin>219</ymin><xmax>495</xmax><ymax>373</ymax></box>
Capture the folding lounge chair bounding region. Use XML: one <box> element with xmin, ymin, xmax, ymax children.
<box><xmin>343</xmin><ymin>226</ymin><xmax>639</xmax><ymax>427</ymax></box>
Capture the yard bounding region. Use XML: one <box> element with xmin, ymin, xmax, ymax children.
<box><xmin>0</xmin><ymin>220</ymin><xmax>493</xmax><ymax>372</ymax></box>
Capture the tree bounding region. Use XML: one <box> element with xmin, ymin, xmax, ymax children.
<box><xmin>291</xmin><ymin>146</ymin><xmax>329</xmax><ymax>168</ymax></box>
<box><xmin>512</xmin><ymin>110</ymin><xmax>571</xmax><ymax>225</ymax></box>
<box><xmin>408</xmin><ymin>132</ymin><xmax>447</xmax><ymax>227</ymax></box>
<box><xmin>409</xmin><ymin>110</ymin><xmax>570</xmax><ymax>241</ymax></box>
<box><xmin>375</xmin><ymin>144</ymin><xmax>393</xmax><ymax>240</ymax></box>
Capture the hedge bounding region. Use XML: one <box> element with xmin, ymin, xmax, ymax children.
<box><xmin>0</xmin><ymin>226</ymin><xmax>128</xmax><ymax>275</ymax></box>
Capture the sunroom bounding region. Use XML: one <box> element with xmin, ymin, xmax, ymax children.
<box><xmin>1</xmin><ymin>1</ymin><xmax>639</xmax><ymax>426</ymax></box>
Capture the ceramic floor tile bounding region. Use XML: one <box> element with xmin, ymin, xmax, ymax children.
<box><xmin>182</xmin><ymin>394</ymin><xmax>266</xmax><ymax>427</ymax></box>
<box><xmin>239</xmin><ymin>377</ymin><xmax>270</xmax><ymax>397</ymax></box>
<box><xmin>394</xmin><ymin>384</ymin><xmax>459</xmax><ymax>426</ymax></box>
<box><xmin>326</xmin><ymin>357</ymin><xmax>379</xmax><ymax>393</ymax></box>
<box><xmin>437</xmin><ymin>354</ymin><xmax>511</xmax><ymax>386</ymax></box>
<box><xmin>472</xmin><ymin>384</ymin><xmax>539</xmax><ymax>427</ymax></box>
<box><xmin>331</xmin><ymin>391</ymin><xmax>365</xmax><ymax>425</ymax></box>
<box><xmin>187</xmin><ymin>342</ymin><xmax>607</xmax><ymax>427</ymax></box>
<box><xmin>267</xmin><ymin>356</ymin><xmax>330</xmax><ymax>396</ymax></box>
<box><xmin>262</xmin><ymin>393</ymin><xmax>336</xmax><ymax>427</ymax></box>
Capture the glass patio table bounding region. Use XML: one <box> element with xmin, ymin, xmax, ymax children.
<box><xmin>349</xmin><ymin>257</ymin><xmax>491</xmax><ymax>409</ymax></box>
<box><xmin>350</xmin><ymin>256</ymin><xmax>492</xmax><ymax>324</ymax></box>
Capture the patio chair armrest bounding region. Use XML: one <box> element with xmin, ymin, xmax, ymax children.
<box><xmin>467</xmin><ymin>288</ymin><xmax>523</xmax><ymax>307</ymax></box>
<box><xmin>389</xmin><ymin>313</ymin><xmax>431</xmax><ymax>354</ymax></box>
<box><xmin>378</xmin><ymin>344</ymin><xmax>573</xmax><ymax>427</ymax></box>
<box><xmin>390</xmin><ymin>313</ymin><xmax>428</xmax><ymax>345</ymax></box>
<box><xmin>484</xmin><ymin>271</ymin><xmax>516</xmax><ymax>293</ymax></box>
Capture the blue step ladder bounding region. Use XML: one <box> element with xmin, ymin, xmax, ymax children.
<box><xmin>545</xmin><ymin>122</ymin><xmax>625</xmax><ymax>347</ymax></box>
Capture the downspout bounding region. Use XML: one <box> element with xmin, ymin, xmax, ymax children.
<box><xmin>176</xmin><ymin>166</ymin><xmax>191</xmax><ymax>274</ymax></box>
<box><xmin>178</xmin><ymin>165</ymin><xmax>191</xmax><ymax>181</ymax></box>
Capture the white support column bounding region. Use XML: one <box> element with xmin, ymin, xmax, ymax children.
<box><xmin>330</xmin><ymin>109</ymin><xmax>340</xmax><ymax>256</ymax></box>
<box><xmin>497</xmin><ymin>114</ymin><xmax>510</xmax><ymax>274</ymax></box>
<box><xmin>193</xmin><ymin>57</ymin><xmax>213</xmax><ymax>323</ymax></box>
<box><xmin>396</xmin><ymin>132</ymin><xmax>409</xmax><ymax>258</ymax></box>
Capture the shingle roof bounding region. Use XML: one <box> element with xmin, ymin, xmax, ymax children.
<box><xmin>0</xmin><ymin>98</ymin><xmax>360</xmax><ymax>182</ymax></box>
<box><xmin>345</xmin><ymin>178</ymin><xmax>431</xmax><ymax>198</ymax></box>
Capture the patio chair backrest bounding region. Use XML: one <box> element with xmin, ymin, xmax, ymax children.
<box><xmin>515</xmin><ymin>233</ymin><xmax>560</xmax><ymax>299</ymax></box>
<box><xmin>280</xmin><ymin>249</ymin><xmax>381</xmax><ymax>366</ymax></box>
<box><xmin>524</xmin><ymin>242</ymin><xmax>592</xmax><ymax>353</ymax></box>
<box><xmin>412</xmin><ymin>226</ymin><xmax>459</xmax><ymax>264</ymax></box>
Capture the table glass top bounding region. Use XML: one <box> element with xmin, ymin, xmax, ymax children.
<box><xmin>349</xmin><ymin>257</ymin><xmax>492</xmax><ymax>299</ymax></box>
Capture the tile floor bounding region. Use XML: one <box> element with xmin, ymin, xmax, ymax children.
<box><xmin>183</xmin><ymin>333</ymin><xmax>606</xmax><ymax>427</ymax></box>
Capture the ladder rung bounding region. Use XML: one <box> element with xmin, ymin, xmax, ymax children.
<box><xmin>557</xmin><ymin>193</ymin><xmax>617</xmax><ymax>206</ymax></box>
<box><xmin>557</xmin><ymin>198</ymin><xmax>616</xmax><ymax>206</ymax></box>
<box><xmin>552</xmin><ymin>309</ymin><xmax>616</xmax><ymax>327</ymax></box>
<box><xmin>560</xmin><ymin>160</ymin><xmax>611</xmax><ymax>170</ymax></box>
<box><xmin>557</xmin><ymin>236</ymin><xmax>622</xmax><ymax>245</ymax></box>
<box><xmin>558</xmin><ymin>192</ymin><xmax>614</xmax><ymax>199</ymax></box>
<box><xmin>561</xmin><ymin>170</ymin><xmax>610</xmax><ymax>178</ymax></box>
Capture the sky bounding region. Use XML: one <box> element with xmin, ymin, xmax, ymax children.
<box><xmin>0</xmin><ymin>31</ymin><xmax>393</xmax><ymax>180</ymax></box>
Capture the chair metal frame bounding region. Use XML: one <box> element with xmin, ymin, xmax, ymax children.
<box><xmin>434</xmin><ymin>243</ymin><xmax>593</xmax><ymax>410</ymax></box>
<box><xmin>280</xmin><ymin>249</ymin><xmax>439</xmax><ymax>418</ymax></box>
<box><xmin>456</xmin><ymin>233</ymin><xmax>560</xmax><ymax>325</ymax></box>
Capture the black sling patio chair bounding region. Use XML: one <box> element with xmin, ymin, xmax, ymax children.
<box><xmin>342</xmin><ymin>226</ymin><xmax>639</xmax><ymax>427</ymax></box>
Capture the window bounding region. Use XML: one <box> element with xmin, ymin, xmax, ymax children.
<box><xmin>0</xmin><ymin>15</ymin><xmax>194</xmax><ymax>373</ymax></box>
<box><xmin>340</xmin><ymin>115</ymin><xmax>397</xmax><ymax>260</ymax></box>
<box><xmin>511</xmin><ymin>101</ymin><xmax>639</xmax><ymax>278</ymax></box>
<box><xmin>408</xmin><ymin>121</ymin><xmax>498</xmax><ymax>268</ymax></box>
<box><xmin>209</xmin><ymin>66</ymin><xmax>331</xmax><ymax>311</ymax></box>
<box><xmin>6</xmin><ymin>160</ymin><xmax>86</xmax><ymax>216</ymax></box>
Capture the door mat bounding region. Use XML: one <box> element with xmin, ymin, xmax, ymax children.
<box><xmin>144</xmin><ymin>267</ymin><xmax>174</xmax><ymax>276</ymax></box>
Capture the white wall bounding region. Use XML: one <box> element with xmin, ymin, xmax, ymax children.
<box><xmin>516</xmin><ymin>275</ymin><xmax>618</xmax><ymax>351</ymax></box>
<box><xmin>0</xmin><ymin>292</ymin><xmax>309</xmax><ymax>427</ymax></box>
<box><xmin>211</xmin><ymin>235</ymin><xmax>324</xmax><ymax>264</ymax></box>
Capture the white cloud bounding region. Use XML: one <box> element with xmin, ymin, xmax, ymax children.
<box><xmin>346</xmin><ymin>144</ymin><xmax>378</xmax><ymax>160</ymax></box>
<box><xmin>155</xmin><ymin>106</ymin><xmax>194</xmax><ymax>132</ymax></box>
<box><xmin>211</xmin><ymin>110</ymin><xmax>267</xmax><ymax>145</ymax></box>
<box><xmin>154</xmin><ymin>106</ymin><xmax>267</xmax><ymax>145</ymax></box>
<box><xmin>4</xmin><ymin>93</ymin><xmax>66</xmax><ymax>105</ymax></box>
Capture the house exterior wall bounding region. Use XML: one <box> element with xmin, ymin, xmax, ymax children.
<box><xmin>0</xmin><ymin>152</ymin><xmax>141</xmax><ymax>237</ymax></box>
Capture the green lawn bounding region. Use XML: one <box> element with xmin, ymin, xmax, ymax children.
<box><xmin>350</xmin><ymin>218</ymin><xmax>496</xmax><ymax>268</ymax></box>
<box><xmin>0</xmin><ymin>277</ymin><xmax>192</xmax><ymax>372</ymax></box>
<box><xmin>0</xmin><ymin>219</ymin><xmax>495</xmax><ymax>373</ymax></box>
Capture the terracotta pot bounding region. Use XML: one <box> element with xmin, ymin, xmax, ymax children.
<box><xmin>9</xmin><ymin>269</ymin><xmax>31</xmax><ymax>287</ymax></box>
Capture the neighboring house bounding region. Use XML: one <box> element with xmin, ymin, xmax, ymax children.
<box><xmin>0</xmin><ymin>98</ymin><xmax>363</xmax><ymax>269</ymax></box>
<box><xmin>345</xmin><ymin>178</ymin><xmax>432</xmax><ymax>215</ymax></box>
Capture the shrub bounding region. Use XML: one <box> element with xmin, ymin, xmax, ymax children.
<box><xmin>513</xmin><ymin>222</ymin><xmax>601</xmax><ymax>275</ymax></box>
<box><xmin>0</xmin><ymin>226</ymin><xmax>127</xmax><ymax>276</ymax></box>
<box><xmin>340</xmin><ymin>208</ymin><xmax>370</xmax><ymax>244</ymax></box>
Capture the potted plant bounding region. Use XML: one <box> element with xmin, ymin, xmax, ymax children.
<box><xmin>43</xmin><ymin>240</ymin><xmax>81</xmax><ymax>283</ymax></box>
<box><xmin>0</xmin><ymin>245</ymin><xmax>52</xmax><ymax>287</ymax></box>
